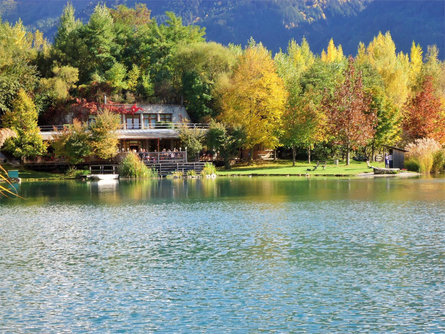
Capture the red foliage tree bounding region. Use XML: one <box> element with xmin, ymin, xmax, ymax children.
<box><xmin>323</xmin><ymin>57</ymin><xmax>376</xmax><ymax>165</ymax></box>
<box><xmin>72</xmin><ymin>98</ymin><xmax>143</xmax><ymax>117</ymax></box>
<box><xmin>404</xmin><ymin>76</ymin><xmax>445</xmax><ymax>144</ymax></box>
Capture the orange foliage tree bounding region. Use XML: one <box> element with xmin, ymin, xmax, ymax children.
<box><xmin>323</xmin><ymin>57</ymin><xmax>376</xmax><ymax>165</ymax></box>
<box><xmin>403</xmin><ymin>76</ymin><xmax>445</xmax><ymax>144</ymax></box>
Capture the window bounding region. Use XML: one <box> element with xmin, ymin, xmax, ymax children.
<box><xmin>159</xmin><ymin>114</ymin><xmax>172</xmax><ymax>123</ymax></box>
<box><xmin>143</xmin><ymin>114</ymin><xmax>157</xmax><ymax>128</ymax></box>
<box><xmin>125</xmin><ymin>115</ymin><xmax>140</xmax><ymax>129</ymax></box>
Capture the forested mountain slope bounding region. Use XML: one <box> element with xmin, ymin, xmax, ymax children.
<box><xmin>0</xmin><ymin>0</ymin><xmax>444</xmax><ymax>57</ymax></box>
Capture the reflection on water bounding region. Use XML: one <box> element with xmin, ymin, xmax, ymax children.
<box><xmin>0</xmin><ymin>177</ymin><xmax>444</xmax><ymax>332</ymax></box>
<box><xmin>3</xmin><ymin>176</ymin><xmax>445</xmax><ymax>205</ymax></box>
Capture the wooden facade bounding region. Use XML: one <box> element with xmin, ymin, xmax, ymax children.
<box><xmin>384</xmin><ymin>146</ymin><xmax>407</xmax><ymax>169</ymax></box>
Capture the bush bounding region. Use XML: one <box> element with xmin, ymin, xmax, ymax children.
<box><xmin>65</xmin><ymin>167</ymin><xmax>90</xmax><ymax>179</ymax></box>
<box><xmin>432</xmin><ymin>150</ymin><xmax>445</xmax><ymax>173</ymax></box>
<box><xmin>119</xmin><ymin>152</ymin><xmax>155</xmax><ymax>178</ymax></box>
<box><xmin>201</xmin><ymin>162</ymin><xmax>216</xmax><ymax>176</ymax></box>
<box><xmin>405</xmin><ymin>159</ymin><xmax>420</xmax><ymax>172</ymax></box>
<box><xmin>405</xmin><ymin>138</ymin><xmax>442</xmax><ymax>173</ymax></box>
<box><xmin>186</xmin><ymin>169</ymin><xmax>197</xmax><ymax>177</ymax></box>
<box><xmin>171</xmin><ymin>171</ymin><xmax>183</xmax><ymax>178</ymax></box>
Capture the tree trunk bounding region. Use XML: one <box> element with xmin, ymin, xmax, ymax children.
<box><xmin>224</xmin><ymin>153</ymin><xmax>231</xmax><ymax>170</ymax></box>
<box><xmin>346</xmin><ymin>145</ymin><xmax>350</xmax><ymax>165</ymax></box>
<box><xmin>292</xmin><ymin>146</ymin><xmax>296</xmax><ymax>167</ymax></box>
<box><xmin>307</xmin><ymin>147</ymin><xmax>311</xmax><ymax>164</ymax></box>
<box><xmin>371</xmin><ymin>142</ymin><xmax>375</xmax><ymax>162</ymax></box>
<box><xmin>248</xmin><ymin>147</ymin><xmax>254</xmax><ymax>165</ymax></box>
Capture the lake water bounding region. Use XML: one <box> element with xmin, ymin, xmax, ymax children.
<box><xmin>1</xmin><ymin>177</ymin><xmax>444</xmax><ymax>332</ymax></box>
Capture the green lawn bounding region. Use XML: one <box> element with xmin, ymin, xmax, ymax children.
<box><xmin>2</xmin><ymin>164</ymin><xmax>66</xmax><ymax>180</ymax></box>
<box><xmin>217</xmin><ymin>160</ymin><xmax>385</xmax><ymax>176</ymax></box>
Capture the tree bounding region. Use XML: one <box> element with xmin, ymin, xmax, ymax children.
<box><xmin>219</xmin><ymin>44</ymin><xmax>288</xmax><ymax>160</ymax></box>
<box><xmin>323</xmin><ymin>57</ymin><xmax>376</xmax><ymax>165</ymax></box>
<box><xmin>363</xmin><ymin>31</ymin><xmax>410</xmax><ymax>108</ymax></box>
<box><xmin>321</xmin><ymin>38</ymin><xmax>344</xmax><ymax>63</ymax></box>
<box><xmin>52</xmin><ymin>119</ymin><xmax>91</xmax><ymax>165</ymax></box>
<box><xmin>76</xmin><ymin>4</ymin><xmax>116</xmax><ymax>83</ymax></box>
<box><xmin>206</xmin><ymin>120</ymin><xmax>245</xmax><ymax>169</ymax></box>
<box><xmin>409</xmin><ymin>41</ymin><xmax>423</xmax><ymax>89</ymax></box>
<box><xmin>368</xmin><ymin>87</ymin><xmax>402</xmax><ymax>158</ymax></box>
<box><xmin>1</xmin><ymin>89</ymin><xmax>47</xmax><ymax>159</ymax></box>
<box><xmin>174</xmin><ymin>42</ymin><xmax>235</xmax><ymax>121</ymax></box>
<box><xmin>178</xmin><ymin>125</ymin><xmax>206</xmax><ymax>161</ymax></box>
<box><xmin>53</xmin><ymin>3</ymin><xmax>82</xmax><ymax>60</ymax></box>
<box><xmin>404</xmin><ymin>76</ymin><xmax>445</xmax><ymax>144</ymax></box>
<box><xmin>39</xmin><ymin>65</ymin><xmax>79</xmax><ymax>101</ymax></box>
<box><xmin>89</xmin><ymin>109</ymin><xmax>121</xmax><ymax>159</ymax></box>
<box><xmin>281</xmin><ymin>90</ymin><xmax>327</xmax><ymax>165</ymax></box>
<box><xmin>105</xmin><ymin>62</ymin><xmax>127</xmax><ymax>92</ymax></box>
<box><xmin>0</xmin><ymin>20</ymin><xmax>39</xmax><ymax>114</ymax></box>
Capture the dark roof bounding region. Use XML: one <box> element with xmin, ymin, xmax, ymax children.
<box><xmin>383</xmin><ymin>145</ymin><xmax>408</xmax><ymax>152</ymax></box>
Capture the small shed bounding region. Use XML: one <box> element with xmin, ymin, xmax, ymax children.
<box><xmin>383</xmin><ymin>146</ymin><xmax>408</xmax><ymax>169</ymax></box>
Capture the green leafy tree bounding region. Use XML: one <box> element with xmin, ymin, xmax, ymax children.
<box><xmin>281</xmin><ymin>90</ymin><xmax>327</xmax><ymax>165</ymax></box>
<box><xmin>105</xmin><ymin>62</ymin><xmax>127</xmax><ymax>92</ymax></box>
<box><xmin>368</xmin><ymin>87</ymin><xmax>401</xmax><ymax>159</ymax></box>
<box><xmin>174</xmin><ymin>42</ymin><xmax>235</xmax><ymax>121</ymax></box>
<box><xmin>179</xmin><ymin>125</ymin><xmax>206</xmax><ymax>161</ymax></box>
<box><xmin>1</xmin><ymin>89</ymin><xmax>46</xmax><ymax>159</ymax></box>
<box><xmin>75</xmin><ymin>4</ymin><xmax>116</xmax><ymax>83</ymax></box>
<box><xmin>206</xmin><ymin>120</ymin><xmax>245</xmax><ymax>169</ymax></box>
<box><xmin>0</xmin><ymin>20</ymin><xmax>39</xmax><ymax>114</ymax></box>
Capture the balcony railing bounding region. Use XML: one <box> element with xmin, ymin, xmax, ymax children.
<box><xmin>39</xmin><ymin>122</ymin><xmax>209</xmax><ymax>132</ymax></box>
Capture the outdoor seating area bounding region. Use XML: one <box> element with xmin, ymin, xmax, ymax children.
<box><xmin>138</xmin><ymin>151</ymin><xmax>187</xmax><ymax>164</ymax></box>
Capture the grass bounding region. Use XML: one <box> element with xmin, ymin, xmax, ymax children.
<box><xmin>217</xmin><ymin>160</ymin><xmax>385</xmax><ymax>176</ymax></box>
<box><xmin>2</xmin><ymin>164</ymin><xmax>71</xmax><ymax>180</ymax></box>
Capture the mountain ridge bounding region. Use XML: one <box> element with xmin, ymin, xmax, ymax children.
<box><xmin>1</xmin><ymin>0</ymin><xmax>444</xmax><ymax>58</ymax></box>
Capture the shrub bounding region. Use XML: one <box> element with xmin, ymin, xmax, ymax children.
<box><xmin>65</xmin><ymin>167</ymin><xmax>90</xmax><ymax>179</ymax></box>
<box><xmin>405</xmin><ymin>159</ymin><xmax>420</xmax><ymax>172</ymax></box>
<box><xmin>432</xmin><ymin>150</ymin><xmax>445</xmax><ymax>173</ymax></box>
<box><xmin>186</xmin><ymin>169</ymin><xmax>197</xmax><ymax>177</ymax></box>
<box><xmin>201</xmin><ymin>162</ymin><xmax>216</xmax><ymax>176</ymax></box>
<box><xmin>119</xmin><ymin>152</ymin><xmax>155</xmax><ymax>178</ymax></box>
<box><xmin>405</xmin><ymin>138</ymin><xmax>441</xmax><ymax>173</ymax></box>
<box><xmin>171</xmin><ymin>171</ymin><xmax>183</xmax><ymax>178</ymax></box>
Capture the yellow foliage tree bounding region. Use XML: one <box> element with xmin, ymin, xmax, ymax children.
<box><xmin>364</xmin><ymin>31</ymin><xmax>410</xmax><ymax>108</ymax></box>
<box><xmin>409</xmin><ymin>41</ymin><xmax>423</xmax><ymax>89</ymax></box>
<box><xmin>287</xmin><ymin>37</ymin><xmax>315</xmax><ymax>73</ymax></box>
<box><xmin>89</xmin><ymin>109</ymin><xmax>121</xmax><ymax>159</ymax></box>
<box><xmin>219</xmin><ymin>44</ymin><xmax>288</xmax><ymax>157</ymax></box>
<box><xmin>321</xmin><ymin>38</ymin><xmax>344</xmax><ymax>63</ymax></box>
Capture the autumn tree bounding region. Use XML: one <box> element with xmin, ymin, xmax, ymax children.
<box><xmin>323</xmin><ymin>57</ymin><xmax>376</xmax><ymax>165</ymax></box>
<box><xmin>404</xmin><ymin>76</ymin><xmax>445</xmax><ymax>144</ymax></box>
<box><xmin>89</xmin><ymin>109</ymin><xmax>121</xmax><ymax>159</ymax></box>
<box><xmin>1</xmin><ymin>89</ymin><xmax>47</xmax><ymax>159</ymax></box>
<box><xmin>321</xmin><ymin>38</ymin><xmax>344</xmax><ymax>63</ymax></box>
<box><xmin>362</xmin><ymin>31</ymin><xmax>410</xmax><ymax>108</ymax></box>
<box><xmin>219</xmin><ymin>44</ymin><xmax>288</xmax><ymax>160</ymax></box>
<box><xmin>52</xmin><ymin>119</ymin><xmax>91</xmax><ymax>165</ymax></box>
